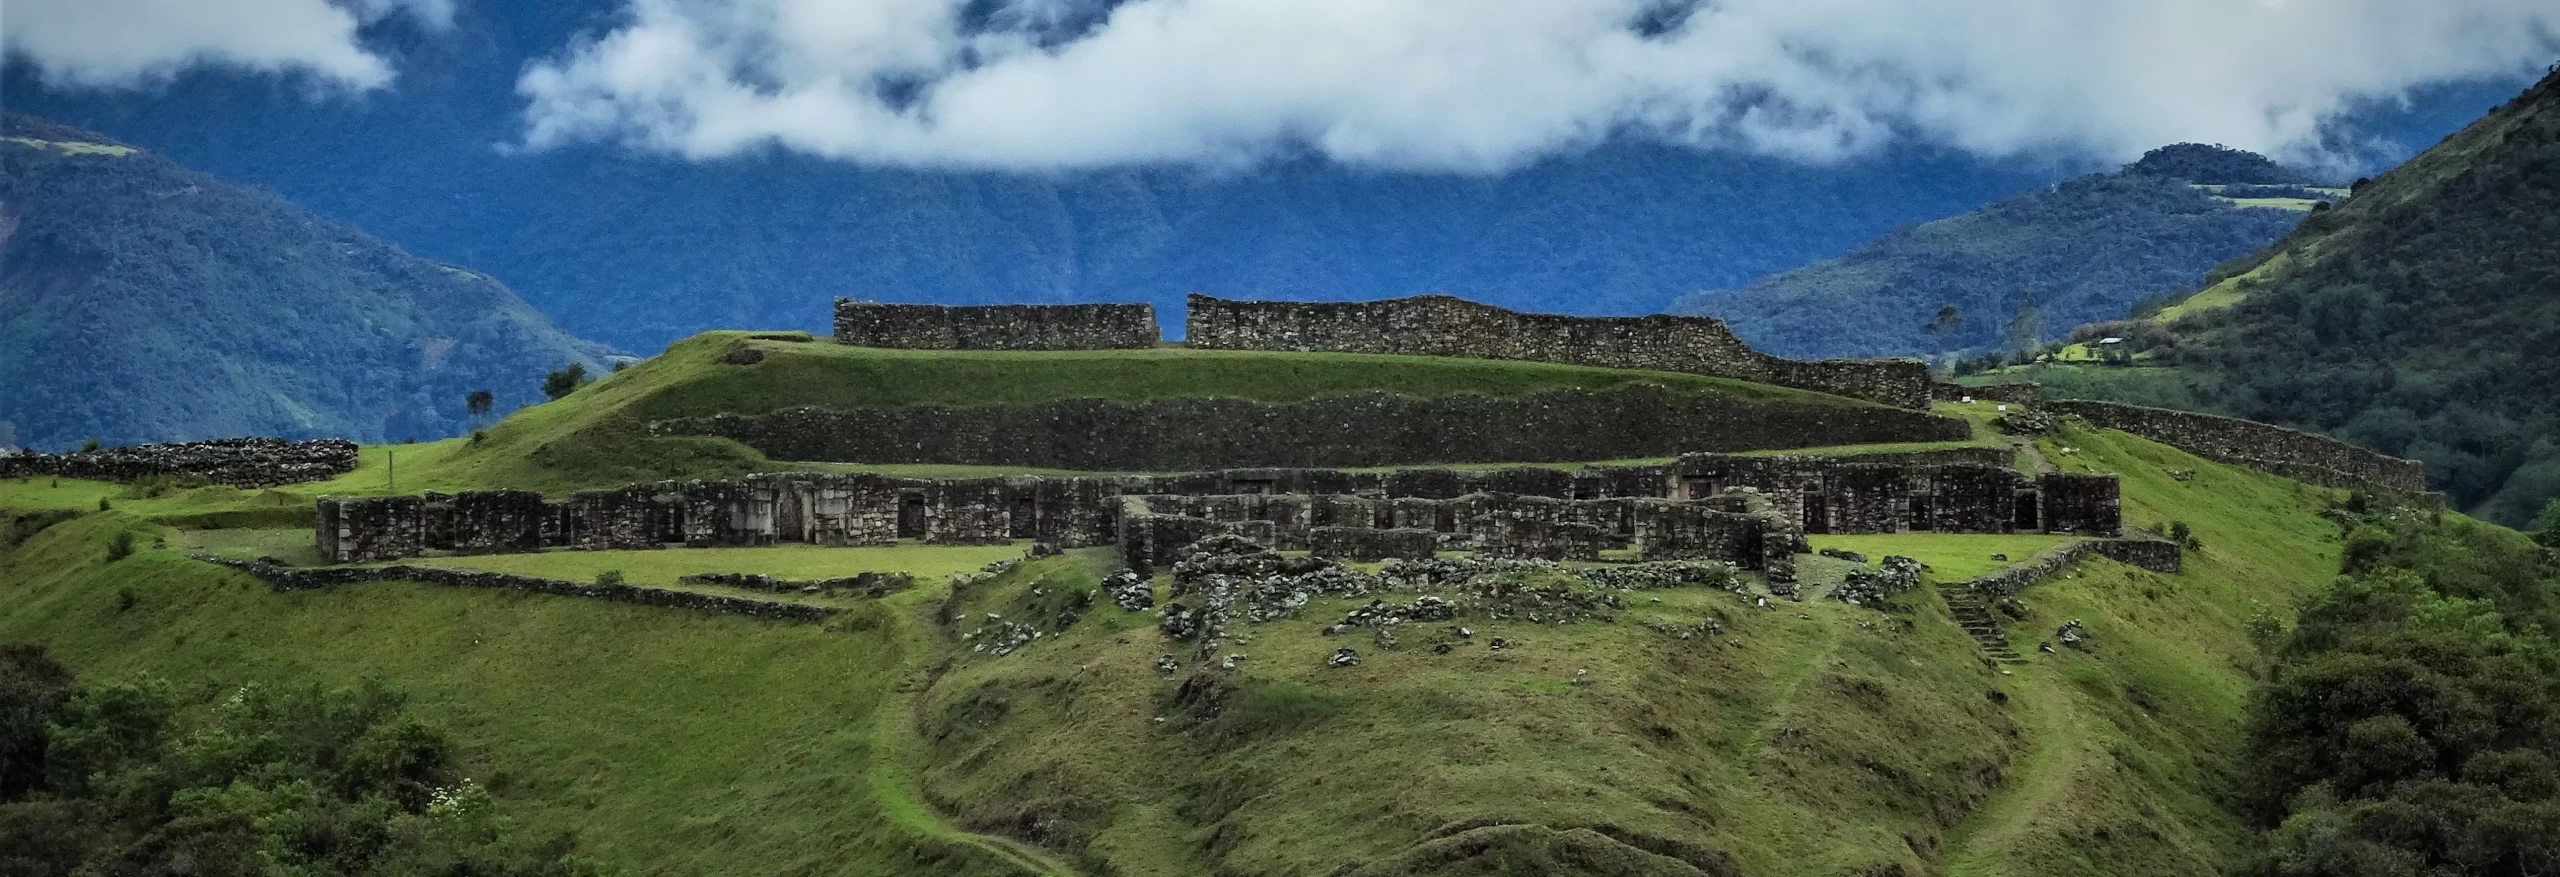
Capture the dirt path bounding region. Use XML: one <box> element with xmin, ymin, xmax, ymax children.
<box><xmin>867</xmin><ymin>586</ymin><xmax>1082</xmax><ymax>877</ymax></box>
<box><xmin>1936</xmin><ymin>664</ymin><xmax>2087</xmax><ymax>877</ymax></box>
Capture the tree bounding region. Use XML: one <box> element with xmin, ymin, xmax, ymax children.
<box><xmin>466</xmin><ymin>390</ymin><xmax>495</xmax><ymax>422</ymax></box>
<box><xmin>1925</xmin><ymin>304</ymin><xmax>1963</xmax><ymax>369</ymax></box>
<box><xmin>540</xmin><ymin>363</ymin><xmax>588</xmax><ymax>402</ymax></box>
<box><xmin>2534</xmin><ymin>499</ymin><xmax>2560</xmax><ymax>548</ymax></box>
<box><xmin>2003</xmin><ymin>289</ymin><xmax>2045</xmax><ymax>359</ymax></box>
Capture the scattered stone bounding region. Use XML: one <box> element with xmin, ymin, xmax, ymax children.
<box><xmin>1831</xmin><ymin>555</ymin><xmax>1922</xmax><ymax>606</ymax></box>
<box><xmin>1488</xmin><ymin>637</ymin><xmax>1512</xmax><ymax>652</ymax></box>
<box><xmin>1990</xmin><ymin>553</ymin><xmax>2008</xmax><ymax>561</ymax></box>
<box><xmin>1102</xmin><ymin>568</ymin><xmax>1154</xmax><ymax>611</ymax></box>
<box><xmin>1220</xmin><ymin>653</ymin><xmax>1245</xmax><ymax>670</ymax></box>
<box><xmin>1328</xmin><ymin>648</ymin><xmax>1362</xmax><ymax>668</ymax></box>
<box><xmin>1156</xmin><ymin>654</ymin><xmax>1179</xmax><ymax>675</ymax></box>
<box><xmin>2055</xmin><ymin>619</ymin><xmax>2089</xmax><ymax>647</ymax></box>
<box><xmin>1818</xmin><ymin>547</ymin><xmax>1869</xmax><ymax>563</ymax></box>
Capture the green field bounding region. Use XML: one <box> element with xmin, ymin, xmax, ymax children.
<box><xmin>0</xmin><ymin>414</ymin><xmax>2358</xmax><ymax>876</ymax></box>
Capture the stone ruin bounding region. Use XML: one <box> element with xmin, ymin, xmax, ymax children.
<box><xmin>833</xmin><ymin>299</ymin><xmax>1158</xmax><ymax>350</ymax></box>
<box><xmin>2046</xmin><ymin>400</ymin><xmax>2428</xmax><ymax>494</ymax></box>
<box><xmin>0</xmin><ymin>437</ymin><xmax>358</xmax><ymax>488</ymax></box>
<box><xmin>315</xmin><ymin>452</ymin><xmax>2122</xmax><ymax>565</ymax></box>
<box><xmin>1184</xmin><ymin>293</ymin><xmax>1933</xmax><ymax>409</ymax></box>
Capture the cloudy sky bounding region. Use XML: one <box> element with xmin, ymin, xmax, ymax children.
<box><xmin>8</xmin><ymin>0</ymin><xmax>2559</xmax><ymax>171</ymax></box>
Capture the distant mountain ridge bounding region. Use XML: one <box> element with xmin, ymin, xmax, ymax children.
<box><xmin>0</xmin><ymin>113</ymin><xmax>612</xmax><ymax>450</ymax></box>
<box><xmin>2110</xmin><ymin>64</ymin><xmax>2560</xmax><ymax>525</ymax></box>
<box><xmin>1669</xmin><ymin>144</ymin><xmax>2324</xmax><ymax>359</ymax></box>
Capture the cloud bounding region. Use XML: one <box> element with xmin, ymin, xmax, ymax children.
<box><xmin>517</xmin><ymin>0</ymin><xmax>2560</xmax><ymax>171</ymax></box>
<box><xmin>2</xmin><ymin>0</ymin><xmax>454</xmax><ymax>89</ymax></box>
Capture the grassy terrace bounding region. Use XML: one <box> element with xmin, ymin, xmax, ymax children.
<box><xmin>1</xmin><ymin>402</ymin><xmax>2370</xmax><ymax>875</ymax></box>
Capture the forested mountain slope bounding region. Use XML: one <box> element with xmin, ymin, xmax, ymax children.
<box><xmin>1673</xmin><ymin>144</ymin><xmax>2323</xmax><ymax>359</ymax></box>
<box><xmin>2101</xmin><ymin>64</ymin><xmax>2560</xmax><ymax>525</ymax></box>
<box><xmin>0</xmin><ymin>114</ymin><xmax>611</xmax><ymax>450</ymax></box>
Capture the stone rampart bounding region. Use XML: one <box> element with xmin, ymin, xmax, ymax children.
<box><xmin>1932</xmin><ymin>381</ymin><xmax>2043</xmax><ymax>405</ymax></box>
<box><xmin>833</xmin><ymin>299</ymin><xmax>1157</xmax><ymax>350</ymax></box>
<box><xmin>0</xmin><ymin>438</ymin><xmax>358</xmax><ymax>487</ymax></box>
<box><xmin>2046</xmin><ymin>400</ymin><xmax>2425</xmax><ymax>493</ymax></box>
<box><xmin>1184</xmin><ymin>293</ymin><xmax>1932</xmax><ymax>409</ymax></box>
<box><xmin>2037</xmin><ymin>473</ymin><xmax>2123</xmax><ymax>537</ymax></box>
<box><xmin>654</xmin><ymin>384</ymin><xmax>1969</xmax><ymax>471</ymax></box>
<box><xmin>196</xmin><ymin>556</ymin><xmax>835</xmax><ymax>623</ymax></box>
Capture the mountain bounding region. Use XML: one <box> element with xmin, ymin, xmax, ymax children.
<box><xmin>0</xmin><ymin>113</ymin><xmax>612</xmax><ymax>451</ymax></box>
<box><xmin>1667</xmin><ymin>144</ymin><xmax>2327</xmax><ymax>359</ymax></box>
<box><xmin>2016</xmin><ymin>63</ymin><xmax>2560</xmax><ymax>525</ymax></box>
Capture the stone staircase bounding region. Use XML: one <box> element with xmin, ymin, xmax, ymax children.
<box><xmin>1939</xmin><ymin>585</ymin><xmax>2026</xmax><ymax>664</ymax></box>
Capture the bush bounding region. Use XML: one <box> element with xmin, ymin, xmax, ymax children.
<box><xmin>594</xmin><ymin>569</ymin><xmax>625</xmax><ymax>586</ymax></box>
<box><xmin>105</xmin><ymin>530</ymin><xmax>134</xmax><ymax>562</ymax></box>
<box><xmin>2534</xmin><ymin>499</ymin><xmax>2560</xmax><ymax>548</ymax></box>
<box><xmin>95</xmin><ymin>497</ymin><xmax>110</xmax><ymax>512</ymax></box>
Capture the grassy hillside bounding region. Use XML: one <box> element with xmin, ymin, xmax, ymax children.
<box><xmin>1</xmin><ymin>410</ymin><xmax>2357</xmax><ymax>876</ymax></box>
<box><xmin>2018</xmin><ymin>65</ymin><xmax>2560</xmax><ymax>526</ymax></box>
<box><xmin>259</xmin><ymin>331</ymin><xmax>1879</xmax><ymax>496</ymax></box>
<box><xmin>1671</xmin><ymin>145</ymin><xmax>2316</xmax><ymax>360</ymax></box>
<box><xmin>0</xmin><ymin>113</ymin><xmax>613</xmax><ymax>452</ymax></box>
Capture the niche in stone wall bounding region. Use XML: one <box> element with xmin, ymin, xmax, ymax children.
<box><xmin>899</xmin><ymin>491</ymin><xmax>927</xmax><ymax>539</ymax></box>
<box><xmin>1803</xmin><ymin>493</ymin><xmax>1831</xmax><ymax>535</ymax></box>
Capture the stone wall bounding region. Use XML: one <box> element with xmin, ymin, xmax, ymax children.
<box><xmin>2047</xmin><ymin>400</ymin><xmax>2426</xmax><ymax>493</ymax></box>
<box><xmin>1671</xmin><ymin>454</ymin><xmax>2028</xmax><ymax>536</ymax></box>
<box><xmin>1308</xmin><ymin>527</ymin><xmax>1438</xmax><ymax>561</ymax></box>
<box><xmin>2038</xmin><ymin>473</ymin><xmax>2122</xmax><ymax>536</ymax></box>
<box><xmin>832</xmin><ymin>299</ymin><xmax>1158</xmax><ymax>350</ymax></box>
<box><xmin>1965</xmin><ymin>538</ymin><xmax>2183</xmax><ymax>599</ymax></box>
<box><xmin>0</xmin><ymin>438</ymin><xmax>358</xmax><ymax>487</ymax></box>
<box><xmin>654</xmin><ymin>384</ymin><xmax>1970</xmax><ymax>471</ymax></box>
<box><xmin>197</xmin><ymin>557</ymin><xmax>836</xmax><ymax>623</ymax></box>
<box><xmin>1184</xmin><ymin>293</ymin><xmax>1932</xmax><ymax>409</ymax></box>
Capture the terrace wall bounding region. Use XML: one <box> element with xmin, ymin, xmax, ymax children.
<box><xmin>1184</xmin><ymin>293</ymin><xmax>1932</xmax><ymax>408</ymax></box>
<box><xmin>832</xmin><ymin>299</ymin><xmax>1158</xmax><ymax>349</ymax></box>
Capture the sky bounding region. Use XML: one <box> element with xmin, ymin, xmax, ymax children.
<box><xmin>7</xmin><ymin>0</ymin><xmax>2559</xmax><ymax>172</ymax></box>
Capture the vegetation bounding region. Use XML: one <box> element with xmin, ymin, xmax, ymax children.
<box><xmin>0</xmin><ymin>645</ymin><xmax>612</xmax><ymax>876</ymax></box>
<box><xmin>2243</xmin><ymin>500</ymin><xmax>2560</xmax><ymax>875</ymax></box>
<box><xmin>1674</xmin><ymin>149</ymin><xmax>2310</xmax><ymax>359</ymax></box>
<box><xmin>2123</xmin><ymin>143</ymin><xmax>2321</xmax><ymax>186</ymax></box>
<box><xmin>2031</xmin><ymin>67</ymin><xmax>2560</xmax><ymax>527</ymax></box>
<box><xmin>542</xmin><ymin>363</ymin><xmax>591</xmax><ymax>402</ymax></box>
<box><xmin>0</xmin><ymin>113</ymin><xmax>611</xmax><ymax>452</ymax></box>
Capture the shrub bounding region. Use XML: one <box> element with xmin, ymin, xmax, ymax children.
<box><xmin>76</xmin><ymin>438</ymin><xmax>101</xmax><ymax>453</ymax></box>
<box><xmin>594</xmin><ymin>569</ymin><xmax>625</xmax><ymax>586</ymax></box>
<box><xmin>95</xmin><ymin>497</ymin><xmax>110</xmax><ymax>512</ymax></box>
<box><xmin>470</xmin><ymin>429</ymin><xmax>489</xmax><ymax>444</ymax></box>
<box><xmin>2534</xmin><ymin>499</ymin><xmax>2560</xmax><ymax>548</ymax></box>
<box><xmin>105</xmin><ymin>530</ymin><xmax>135</xmax><ymax>562</ymax></box>
<box><xmin>122</xmin><ymin>472</ymin><xmax>210</xmax><ymax>499</ymax></box>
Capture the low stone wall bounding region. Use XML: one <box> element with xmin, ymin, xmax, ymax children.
<box><xmin>833</xmin><ymin>299</ymin><xmax>1157</xmax><ymax>350</ymax></box>
<box><xmin>654</xmin><ymin>384</ymin><xmax>1969</xmax><ymax>471</ymax></box>
<box><xmin>0</xmin><ymin>438</ymin><xmax>358</xmax><ymax>487</ymax></box>
<box><xmin>1965</xmin><ymin>538</ymin><xmax>2183</xmax><ymax>599</ymax></box>
<box><xmin>1184</xmin><ymin>293</ymin><xmax>1932</xmax><ymax>409</ymax></box>
<box><xmin>2047</xmin><ymin>400</ymin><xmax>2425</xmax><ymax>493</ymax></box>
<box><xmin>677</xmin><ymin>571</ymin><xmax>913</xmax><ymax>597</ymax></box>
<box><xmin>195</xmin><ymin>556</ymin><xmax>836</xmax><ymax>623</ymax></box>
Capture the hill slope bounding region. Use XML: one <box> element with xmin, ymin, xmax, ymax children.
<box><xmin>0</xmin><ymin>412</ymin><xmax>2351</xmax><ymax>877</ymax></box>
<box><xmin>2042</xmin><ymin>64</ymin><xmax>2560</xmax><ymax>525</ymax></box>
<box><xmin>1671</xmin><ymin>144</ymin><xmax>2322</xmax><ymax>359</ymax></box>
<box><xmin>0</xmin><ymin>113</ymin><xmax>612</xmax><ymax>450</ymax></box>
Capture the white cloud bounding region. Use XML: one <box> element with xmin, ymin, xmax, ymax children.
<box><xmin>515</xmin><ymin>0</ymin><xmax>2560</xmax><ymax>171</ymax></box>
<box><xmin>2</xmin><ymin>0</ymin><xmax>454</xmax><ymax>89</ymax></box>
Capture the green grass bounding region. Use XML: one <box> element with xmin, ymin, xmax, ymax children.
<box><xmin>3</xmin><ymin>136</ymin><xmax>138</xmax><ymax>156</ymax></box>
<box><xmin>1806</xmin><ymin>533</ymin><xmax>2074</xmax><ymax>581</ymax></box>
<box><xmin>0</xmin><ymin>513</ymin><xmax>1029</xmax><ymax>877</ymax></box>
<box><xmin>256</xmin><ymin>332</ymin><xmax>1888</xmax><ymax>498</ymax></box>
<box><xmin>385</xmin><ymin>542</ymin><xmax>1029</xmax><ymax>588</ymax></box>
<box><xmin>0</xmin><ymin>411</ymin><xmax>2364</xmax><ymax>875</ymax></box>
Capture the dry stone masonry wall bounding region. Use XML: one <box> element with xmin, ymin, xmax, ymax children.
<box><xmin>196</xmin><ymin>556</ymin><xmax>837</xmax><ymax>623</ymax></box>
<box><xmin>316</xmin><ymin>453</ymin><xmax>2119</xmax><ymax>565</ymax></box>
<box><xmin>652</xmin><ymin>384</ymin><xmax>1969</xmax><ymax>471</ymax></box>
<box><xmin>833</xmin><ymin>299</ymin><xmax>1158</xmax><ymax>349</ymax></box>
<box><xmin>1184</xmin><ymin>293</ymin><xmax>1932</xmax><ymax>409</ymax></box>
<box><xmin>0</xmin><ymin>438</ymin><xmax>358</xmax><ymax>487</ymax></box>
<box><xmin>2047</xmin><ymin>400</ymin><xmax>2426</xmax><ymax>493</ymax></box>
